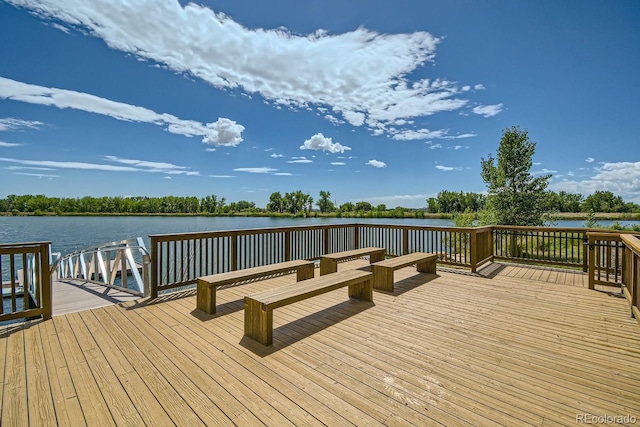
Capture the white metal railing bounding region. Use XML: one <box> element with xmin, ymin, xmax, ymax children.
<box><xmin>57</xmin><ymin>238</ymin><xmax>150</xmax><ymax>296</ymax></box>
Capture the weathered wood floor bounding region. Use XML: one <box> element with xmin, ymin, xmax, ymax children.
<box><xmin>1</xmin><ymin>261</ymin><xmax>639</xmax><ymax>426</ymax></box>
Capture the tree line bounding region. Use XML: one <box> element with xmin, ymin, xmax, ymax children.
<box><xmin>426</xmin><ymin>189</ymin><xmax>639</xmax><ymax>214</ymax></box>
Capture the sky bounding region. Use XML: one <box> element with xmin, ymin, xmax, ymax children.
<box><xmin>0</xmin><ymin>0</ymin><xmax>639</xmax><ymax>209</ymax></box>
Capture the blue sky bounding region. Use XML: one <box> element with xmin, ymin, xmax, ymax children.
<box><xmin>1</xmin><ymin>0</ymin><xmax>638</xmax><ymax>208</ymax></box>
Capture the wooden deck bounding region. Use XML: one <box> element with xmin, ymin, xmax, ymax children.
<box><xmin>2</xmin><ymin>261</ymin><xmax>639</xmax><ymax>426</ymax></box>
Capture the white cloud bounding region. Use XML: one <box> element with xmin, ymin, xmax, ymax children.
<box><xmin>287</xmin><ymin>156</ymin><xmax>313</xmax><ymax>164</ymax></box>
<box><xmin>0</xmin><ymin>155</ymin><xmax>199</xmax><ymax>175</ymax></box>
<box><xmin>6</xmin><ymin>0</ymin><xmax>491</xmax><ymax>136</ymax></box>
<box><xmin>208</xmin><ymin>175</ymin><xmax>235</xmax><ymax>178</ymax></box>
<box><xmin>331</xmin><ymin>162</ymin><xmax>346</xmax><ymax>166</ymax></box>
<box><xmin>233</xmin><ymin>167</ymin><xmax>277</xmax><ymax>173</ymax></box>
<box><xmin>273</xmin><ymin>172</ymin><xmax>293</xmax><ymax>176</ymax></box>
<box><xmin>533</xmin><ymin>168</ymin><xmax>557</xmax><ymax>175</ymax></box>
<box><xmin>202</xmin><ymin>117</ymin><xmax>244</xmax><ymax>147</ymax></box>
<box><xmin>5</xmin><ymin>166</ymin><xmax>55</xmax><ymax>171</ymax></box>
<box><xmin>392</xmin><ymin>128</ymin><xmax>448</xmax><ymax>141</ymax></box>
<box><xmin>0</xmin><ymin>140</ymin><xmax>23</xmax><ymax>147</ymax></box>
<box><xmin>163</xmin><ymin>176</ymin><xmax>172</xmax><ymax>180</ymax></box>
<box><xmin>474</xmin><ymin>84</ymin><xmax>485</xmax><ymax>90</ymax></box>
<box><xmin>0</xmin><ymin>77</ymin><xmax>244</xmax><ymax>146</ymax></box>
<box><xmin>472</xmin><ymin>103</ymin><xmax>503</xmax><ymax>117</ymax></box>
<box><xmin>428</xmin><ymin>143</ymin><xmax>442</xmax><ymax>149</ymax></box>
<box><xmin>585</xmin><ymin>157</ymin><xmax>595</xmax><ymax>163</ymax></box>
<box><xmin>550</xmin><ymin>161</ymin><xmax>640</xmax><ymax>203</ymax></box>
<box><xmin>300</xmin><ymin>133</ymin><xmax>351</xmax><ymax>153</ymax></box>
<box><xmin>270</xmin><ymin>153</ymin><xmax>284</xmax><ymax>158</ymax></box>
<box><xmin>324</xmin><ymin>115</ymin><xmax>345</xmax><ymax>126</ymax></box>
<box><xmin>14</xmin><ymin>172</ymin><xmax>60</xmax><ymax>178</ymax></box>
<box><xmin>435</xmin><ymin>165</ymin><xmax>454</xmax><ymax>171</ymax></box>
<box><xmin>0</xmin><ymin>117</ymin><xmax>44</xmax><ymax>131</ymax></box>
<box><xmin>366</xmin><ymin>159</ymin><xmax>386</xmax><ymax>168</ymax></box>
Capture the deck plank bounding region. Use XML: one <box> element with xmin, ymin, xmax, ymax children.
<box><xmin>2</xmin><ymin>262</ymin><xmax>640</xmax><ymax>426</ymax></box>
<box><xmin>38</xmin><ymin>317</ymin><xmax>85</xmax><ymax>426</ymax></box>
<box><xmin>2</xmin><ymin>324</ymin><xmax>28</xmax><ymax>426</ymax></box>
<box><xmin>24</xmin><ymin>321</ymin><xmax>57</xmax><ymax>426</ymax></box>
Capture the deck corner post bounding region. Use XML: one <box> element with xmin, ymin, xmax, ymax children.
<box><xmin>41</xmin><ymin>243</ymin><xmax>52</xmax><ymax>320</ymax></box>
<box><xmin>470</xmin><ymin>229</ymin><xmax>478</xmax><ymax>273</ymax></box>
<box><xmin>149</xmin><ymin>236</ymin><xmax>158</xmax><ymax>299</ymax></box>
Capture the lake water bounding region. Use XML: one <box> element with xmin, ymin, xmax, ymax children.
<box><xmin>1</xmin><ymin>215</ymin><xmax>639</xmax><ymax>255</ymax></box>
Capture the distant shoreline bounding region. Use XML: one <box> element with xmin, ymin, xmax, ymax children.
<box><xmin>2</xmin><ymin>211</ymin><xmax>640</xmax><ymax>221</ymax></box>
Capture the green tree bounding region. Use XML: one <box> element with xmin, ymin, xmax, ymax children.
<box><xmin>480</xmin><ymin>126</ymin><xmax>551</xmax><ymax>226</ymax></box>
<box><xmin>317</xmin><ymin>191</ymin><xmax>335</xmax><ymax>213</ymax></box>
<box><xmin>267</xmin><ymin>192</ymin><xmax>284</xmax><ymax>213</ymax></box>
<box><xmin>339</xmin><ymin>202</ymin><xmax>355</xmax><ymax>212</ymax></box>
<box><xmin>355</xmin><ymin>201</ymin><xmax>373</xmax><ymax>212</ymax></box>
<box><xmin>581</xmin><ymin>190</ymin><xmax>628</xmax><ymax>213</ymax></box>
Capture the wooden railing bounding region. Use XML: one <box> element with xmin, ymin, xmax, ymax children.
<box><xmin>587</xmin><ymin>231</ymin><xmax>626</xmax><ymax>289</ymax></box>
<box><xmin>493</xmin><ymin>226</ymin><xmax>588</xmax><ymax>271</ymax></box>
<box><xmin>149</xmin><ymin>223</ymin><xmax>487</xmax><ymax>297</ymax></box>
<box><xmin>621</xmin><ymin>234</ymin><xmax>640</xmax><ymax>322</ymax></box>
<box><xmin>0</xmin><ymin>242</ymin><xmax>52</xmax><ymax>322</ymax></box>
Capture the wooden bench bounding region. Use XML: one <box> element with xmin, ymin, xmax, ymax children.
<box><xmin>371</xmin><ymin>252</ymin><xmax>437</xmax><ymax>292</ymax></box>
<box><xmin>319</xmin><ymin>247</ymin><xmax>385</xmax><ymax>275</ymax></box>
<box><xmin>196</xmin><ymin>259</ymin><xmax>315</xmax><ymax>314</ymax></box>
<box><xmin>244</xmin><ymin>269</ymin><xmax>373</xmax><ymax>346</ymax></box>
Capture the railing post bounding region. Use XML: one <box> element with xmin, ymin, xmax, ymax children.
<box><xmin>231</xmin><ymin>232</ymin><xmax>238</xmax><ymax>271</ymax></box>
<box><xmin>142</xmin><ymin>254</ymin><xmax>151</xmax><ymax>297</ymax></box>
<box><xmin>40</xmin><ymin>243</ymin><xmax>52</xmax><ymax>320</ymax></box>
<box><xmin>582</xmin><ymin>231</ymin><xmax>589</xmax><ymax>272</ymax></box>
<box><xmin>354</xmin><ymin>225</ymin><xmax>359</xmax><ymax>250</ymax></box>
<box><xmin>588</xmin><ymin>233</ymin><xmax>595</xmax><ymax>290</ymax></box>
<box><xmin>284</xmin><ymin>231</ymin><xmax>291</xmax><ymax>261</ymax></box>
<box><xmin>402</xmin><ymin>228</ymin><xmax>409</xmax><ymax>255</ymax></box>
<box><xmin>150</xmin><ymin>236</ymin><xmax>158</xmax><ymax>299</ymax></box>
<box><xmin>324</xmin><ymin>228</ymin><xmax>329</xmax><ymax>256</ymax></box>
<box><xmin>470</xmin><ymin>229</ymin><xmax>478</xmax><ymax>273</ymax></box>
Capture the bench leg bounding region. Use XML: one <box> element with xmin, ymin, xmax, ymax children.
<box><xmin>416</xmin><ymin>259</ymin><xmax>436</xmax><ymax>274</ymax></box>
<box><xmin>369</xmin><ymin>251</ymin><xmax>386</xmax><ymax>264</ymax></box>
<box><xmin>348</xmin><ymin>278</ymin><xmax>373</xmax><ymax>301</ymax></box>
<box><xmin>372</xmin><ymin>265</ymin><xmax>394</xmax><ymax>292</ymax></box>
<box><xmin>319</xmin><ymin>258</ymin><xmax>337</xmax><ymax>276</ymax></box>
<box><xmin>297</xmin><ymin>264</ymin><xmax>315</xmax><ymax>281</ymax></box>
<box><xmin>244</xmin><ymin>297</ymin><xmax>273</xmax><ymax>346</ymax></box>
<box><xmin>196</xmin><ymin>279</ymin><xmax>216</xmax><ymax>314</ymax></box>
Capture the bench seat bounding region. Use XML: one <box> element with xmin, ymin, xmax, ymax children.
<box><xmin>319</xmin><ymin>247</ymin><xmax>385</xmax><ymax>275</ymax></box>
<box><xmin>372</xmin><ymin>252</ymin><xmax>437</xmax><ymax>292</ymax></box>
<box><xmin>244</xmin><ymin>269</ymin><xmax>373</xmax><ymax>346</ymax></box>
<box><xmin>196</xmin><ymin>259</ymin><xmax>315</xmax><ymax>314</ymax></box>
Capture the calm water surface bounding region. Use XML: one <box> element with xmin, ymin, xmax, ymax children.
<box><xmin>1</xmin><ymin>215</ymin><xmax>638</xmax><ymax>255</ymax></box>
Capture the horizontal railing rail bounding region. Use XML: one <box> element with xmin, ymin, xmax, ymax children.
<box><xmin>621</xmin><ymin>234</ymin><xmax>640</xmax><ymax>322</ymax></box>
<box><xmin>57</xmin><ymin>238</ymin><xmax>150</xmax><ymax>297</ymax></box>
<box><xmin>0</xmin><ymin>241</ymin><xmax>52</xmax><ymax>322</ymax></box>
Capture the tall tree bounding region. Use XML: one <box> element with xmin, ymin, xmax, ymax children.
<box><xmin>480</xmin><ymin>126</ymin><xmax>551</xmax><ymax>226</ymax></box>
<box><xmin>317</xmin><ymin>190</ymin><xmax>335</xmax><ymax>213</ymax></box>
